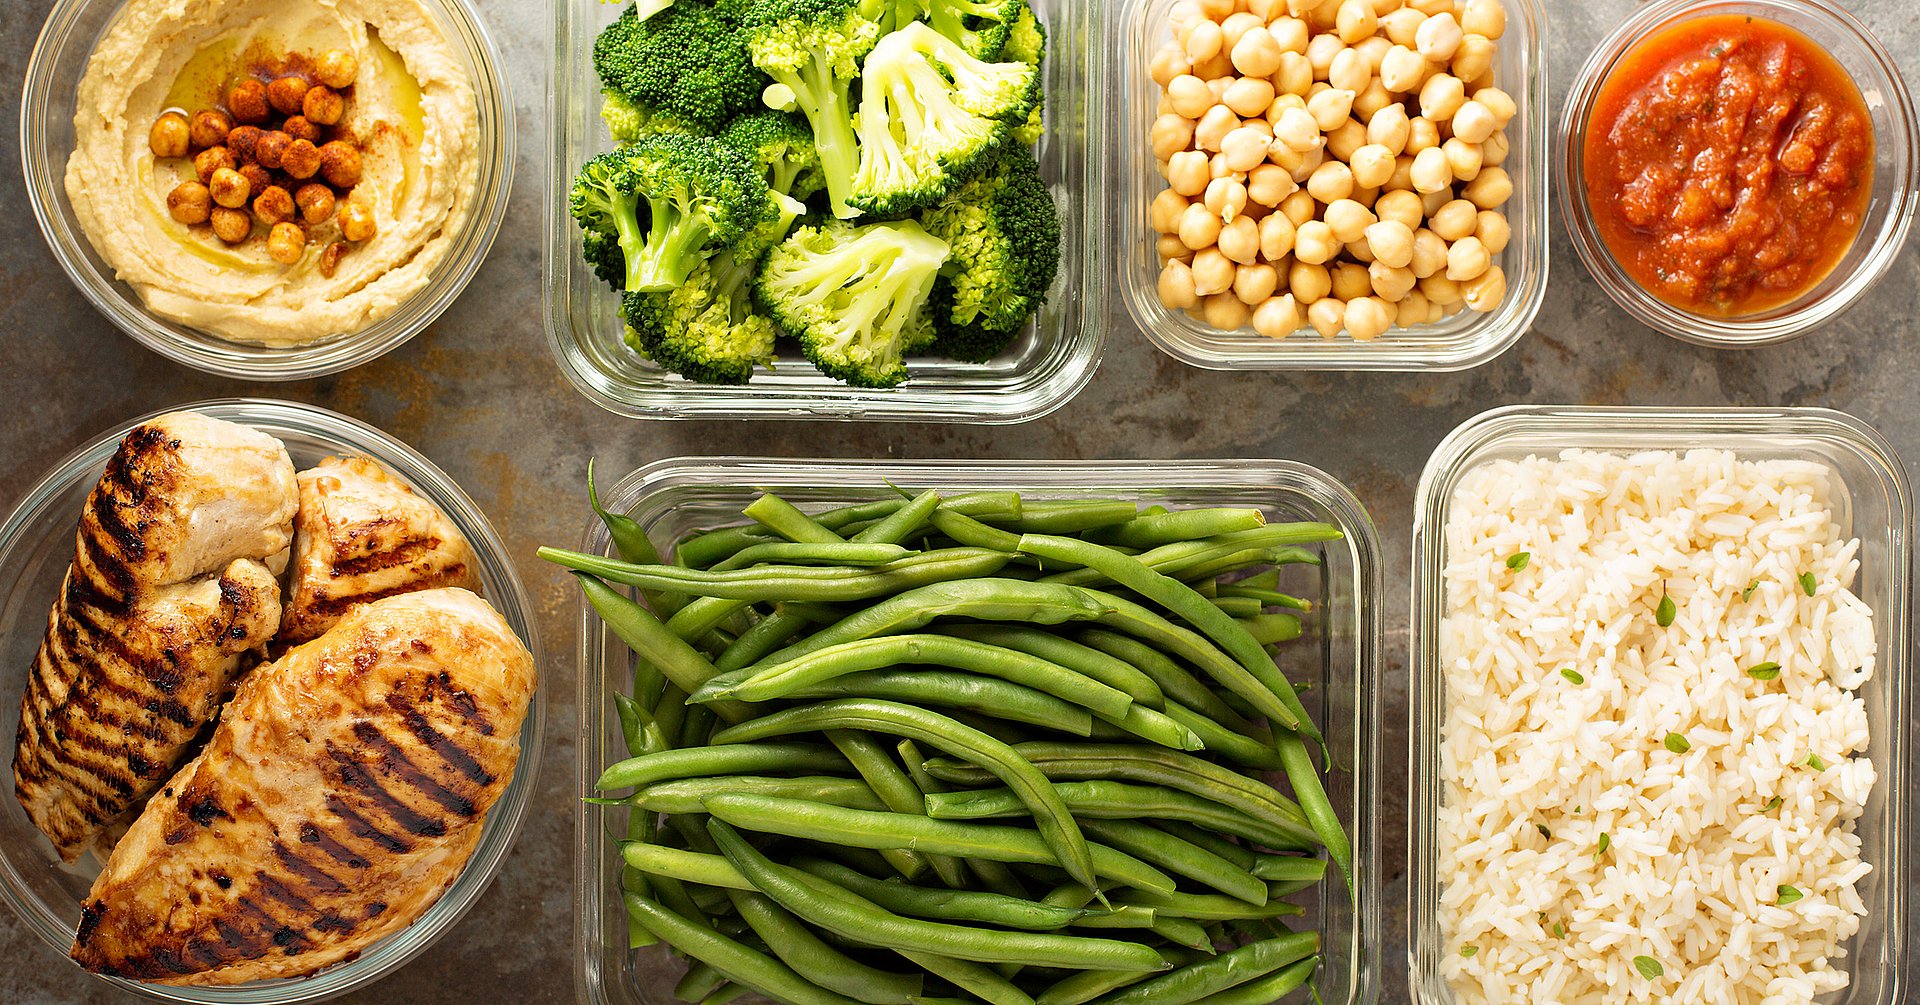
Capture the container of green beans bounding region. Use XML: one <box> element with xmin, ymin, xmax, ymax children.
<box><xmin>559</xmin><ymin>459</ymin><xmax>1382</xmax><ymax>1005</ymax></box>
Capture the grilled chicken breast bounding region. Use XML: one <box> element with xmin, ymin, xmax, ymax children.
<box><xmin>70</xmin><ymin>588</ymin><xmax>535</xmax><ymax>985</ymax></box>
<box><xmin>15</xmin><ymin>412</ymin><xmax>297</xmax><ymax>861</ymax></box>
<box><xmin>279</xmin><ymin>456</ymin><xmax>481</xmax><ymax>644</ymax></box>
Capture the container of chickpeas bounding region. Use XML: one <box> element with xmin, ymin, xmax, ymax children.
<box><xmin>1114</xmin><ymin>0</ymin><xmax>1547</xmax><ymax>370</ymax></box>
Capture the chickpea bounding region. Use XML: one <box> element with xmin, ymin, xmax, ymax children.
<box><xmin>1152</xmin><ymin>115</ymin><xmax>1196</xmax><ymax>162</ymax></box>
<box><xmin>1374</xmin><ymin>189</ymin><xmax>1422</xmax><ymax>230</ymax></box>
<box><xmin>1409</xmin><ymin>146</ymin><xmax>1452</xmax><ymax>193</ymax></box>
<box><xmin>1348</xmin><ymin>143</ymin><xmax>1395</xmax><ymax>189</ymax></box>
<box><xmin>206</xmin><ymin>167</ymin><xmax>248</xmax><ymax>209</ymax></box>
<box><xmin>1205</xmin><ymin>177</ymin><xmax>1250</xmax><ymax>221</ymax></box>
<box><xmin>1193</xmin><ymin>51</ymin><xmax>1236</xmax><ymax>80</ymax></box>
<box><xmin>224</xmin><ymin>125</ymin><xmax>262</xmax><ymax>164</ymax></box>
<box><xmin>1344</xmin><ymin>238</ymin><xmax>1375</xmax><ymax>264</ymax></box>
<box><xmin>1483</xmin><ymin>129</ymin><xmax>1511</xmax><ymax>166</ymax></box>
<box><xmin>1252</xmin><ymin>293</ymin><xmax>1303</xmax><ymax>337</ymax></box>
<box><xmin>1476</xmin><ymin>87</ymin><xmax>1518</xmax><ymax>128</ymax></box>
<box><xmin>1419</xmin><ymin>73</ymin><xmax>1466</xmax><ymax>121</ymax></box>
<box><xmin>1418</xmin><ymin>187</ymin><xmax>1449</xmax><ymax>218</ymax></box>
<box><xmin>1367</xmin><ymin>104</ymin><xmax>1411</xmax><ymax>154</ymax></box>
<box><xmin>1369</xmin><ymin>260</ymin><xmax>1417</xmax><ymax>300</ymax></box>
<box><xmin>1179</xmin><ymin>201</ymin><xmax>1224</xmax><ymax>249</ymax></box>
<box><xmin>1159</xmin><ymin>233</ymin><xmax>1194</xmax><ymax>261</ymax></box>
<box><xmin>1363</xmin><ymin>219</ymin><xmax>1416</xmax><ymax>268</ymax></box>
<box><xmin>189</xmin><ymin>109</ymin><xmax>232</xmax><ymax>149</ymax></box>
<box><xmin>1445</xmin><ymin>235</ymin><xmax>1491</xmax><ymax>281</ymax></box>
<box><xmin>1289</xmin><ymin>259</ymin><xmax>1333</xmax><ymax>303</ymax></box>
<box><xmin>1194</xmin><ymin>105</ymin><xmax>1240</xmax><ymax>152</ymax></box>
<box><xmin>166</xmin><ymin>182</ymin><xmax>212</xmax><ymax>224</ymax></box>
<box><xmin>1152</xmin><ymin>189</ymin><xmax>1191</xmax><ymax>233</ymax></box>
<box><xmin>1475</xmin><ymin>209</ymin><xmax>1511</xmax><ymax>254</ymax></box>
<box><xmin>149</xmin><ymin>112</ymin><xmax>191</xmax><ymax>159</ymax></box>
<box><xmin>1248</xmin><ymin>163</ymin><xmax>1297</xmax><ymax>206</ymax></box>
<box><xmin>1250</xmin><ymin>0</ymin><xmax>1284</xmax><ymax>21</ymax></box>
<box><xmin>1327</xmin><ymin>260</ymin><xmax>1368</xmax><ymax>301</ymax></box>
<box><xmin>1324</xmin><ymin>198</ymin><xmax>1376</xmax><ymax>243</ymax></box>
<box><xmin>1451</xmin><ymin>34</ymin><xmax>1495</xmax><ymax>83</ymax></box>
<box><xmin>337</xmin><ymin>200</ymin><xmax>378</xmax><ymax>242</ymax></box>
<box><xmin>1307</xmin><ymin>297</ymin><xmax>1346</xmax><ymax>337</ymax></box>
<box><xmin>1380</xmin><ymin>45</ymin><xmax>1426</xmax><ymax>93</ymax></box>
<box><xmin>1407</xmin><ymin>115</ymin><xmax>1440</xmax><ymax>153</ymax></box>
<box><xmin>1301</xmin><ymin>89</ymin><xmax>1349</xmax><ymax>133</ymax></box>
<box><xmin>1151</xmin><ymin>46</ymin><xmax>1194</xmax><ymax>87</ymax></box>
<box><xmin>239</xmin><ymin>163</ymin><xmax>273</xmax><ymax>196</ymax></box>
<box><xmin>1159</xmin><ymin>258</ymin><xmax>1200</xmax><ymax>309</ymax></box>
<box><xmin>1221</xmin><ymin>126</ymin><xmax>1272</xmax><ymax>173</ymax></box>
<box><xmin>253</xmin><ymin>184</ymin><xmax>296</xmax><ymax>225</ymax></box>
<box><xmin>1414</xmin><ymin>12</ymin><xmax>1463</xmax><ymax>61</ymax></box>
<box><xmin>265</xmin><ymin>221</ymin><xmax>306</xmax><ymax>265</ymax></box>
<box><xmin>1462</xmin><ymin>166</ymin><xmax>1512</xmax><ymax>208</ymax></box>
<box><xmin>1409</xmin><ymin>0</ymin><xmax>1451</xmax><ymax>13</ymax></box>
<box><xmin>228</xmin><ymin>80</ymin><xmax>272</xmax><ymax>125</ymax></box>
<box><xmin>1273</xmin><ymin>51</ymin><xmax>1314</xmax><ymax>96</ymax></box>
<box><xmin>1386</xmin><ymin>154</ymin><xmax>1416</xmax><ymax>191</ymax></box>
<box><xmin>1167</xmin><ymin>75</ymin><xmax>1213</xmax><ymax>119</ymax></box>
<box><xmin>1326</xmin><ymin>119</ymin><xmax>1367</xmax><ymax>161</ymax></box>
<box><xmin>1426</xmin><ymin>198</ymin><xmax>1474</xmax><ymax>241</ymax></box>
<box><xmin>1232</xmin><ymin>26</ymin><xmax>1284</xmax><ymax>77</ymax></box>
<box><xmin>318</xmin><ymin>240</ymin><xmax>349</xmax><ymax>278</ymax></box>
<box><xmin>1186</xmin><ymin>19</ymin><xmax>1225</xmax><ymax>64</ymax></box>
<box><xmin>281</xmin><ymin>138</ymin><xmax>322</xmax><ymax>180</ymax></box>
<box><xmin>1269</xmin><ymin>15</ymin><xmax>1310</xmax><ymax>52</ymax></box>
<box><xmin>193</xmin><ymin>145</ymin><xmax>237</xmax><ymax>183</ymax></box>
<box><xmin>1223</xmin><ymin>77</ymin><xmax>1275</xmax><ymax>117</ymax></box>
<box><xmin>1382</xmin><ymin>7</ymin><xmax>1425</xmax><ymax>46</ymax></box>
<box><xmin>1202</xmin><ymin>291</ymin><xmax>1250</xmax><ymax>329</ymax></box>
<box><xmin>1354</xmin><ymin>35</ymin><xmax>1391</xmax><ymax>72</ymax></box>
<box><xmin>1167</xmin><ymin>150</ymin><xmax>1211</xmax><ymax>196</ymax></box>
<box><xmin>1345</xmin><ymin>296</ymin><xmax>1394</xmax><ymax>340</ymax></box>
<box><xmin>1353</xmin><ymin>78</ymin><xmax>1393</xmax><ymax>120</ymax></box>
<box><xmin>209</xmin><ymin>206</ymin><xmax>252</xmax><ymax>244</ymax></box>
<box><xmin>1399</xmin><ymin>288</ymin><xmax>1435</xmax><ymax>326</ymax></box>
<box><xmin>1305</xmin><ymin>160</ymin><xmax>1354</xmax><ymax>203</ymax></box>
<box><xmin>1222</xmin><ymin>12</ymin><xmax>1265</xmax><ymax>51</ymax></box>
<box><xmin>1331</xmin><ymin>0</ymin><xmax>1374</xmax><ymax>41</ymax></box>
<box><xmin>1463</xmin><ymin>263</ymin><xmax>1507</xmax><ymax>311</ymax></box>
<box><xmin>1410</xmin><ymin>227</ymin><xmax>1448</xmax><ymax>278</ymax></box>
<box><xmin>1443</xmin><ymin>137</ymin><xmax>1483</xmax><ymax>181</ymax></box>
<box><xmin>1293</xmin><ymin>220</ymin><xmax>1338</xmax><ymax>264</ymax></box>
<box><xmin>283</xmin><ymin>115</ymin><xmax>323</xmax><ymax>144</ymax></box>
<box><xmin>1218</xmin><ymin>215</ymin><xmax>1261</xmax><ymax>264</ymax></box>
<box><xmin>1259</xmin><ymin>212</ymin><xmax>1297</xmax><ymax>260</ymax></box>
<box><xmin>1420</xmin><ymin>272</ymin><xmax>1464</xmax><ymax>304</ymax></box>
<box><xmin>1306</xmin><ymin>32</ymin><xmax>1344</xmax><ymax>78</ymax></box>
<box><xmin>317</xmin><ymin>49</ymin><xmax>360</xmax><ymax>89</ymax></box>
<box><xmin>1197</xmin><ymin>0</ymin><xmax>1234</xmax><ymax>22</ymax></box>
<box><xmin>1271</xmin><ymin>107</ymin><xmax>1321</xmax><ymax>154</ymax></box>
<box><xmin>254</xmin><ymin>130</ymin><xmax>292</xmax><ymax>169</ymax></box>
<box><xmin>1462</xmin><ymin>0</ymin><xmax>1506</xmax><ymax>39</ymax></box>
<box><xmin>267</xmin><ymin>75</ymin><xmax>311</xmax><ymax>116</ymax></box>
<box><xmin>1328</xmin><ymin>50</ymin><xmax>1370</xmax><ymax>94</ymax></box>
<box><xmin>1280</xmin><ymin>188</ymin><xmax>1317</xmax><ymax>226</ymax></box>
<box><xmin>1207</xmin><ymin>76</ymin><xmax>1233</xmax><ymax>104</ymax></box>
<box><xmin>1234</xmin><ymin>262</ymin><xmax>1279</xmax><ymax>304</ymax></box>
<box><xmin>299</xmin><ymin>85</ymin><xmax>345</xmax><ymax>128</ymax></box>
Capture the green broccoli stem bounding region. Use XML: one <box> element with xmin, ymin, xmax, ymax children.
<box><xmin>609</xmin><ymin>192</ymin><xmax>652</xmax><ymax>291</ymax></box>
<box><xmin>628</xmin><ymin>196</ymin><xmax>713</xmax><ymax>292</ymax></box>
<box><xmin>773</xmin><ymin>53</ymin><xmax>862</xmax><ymax>220</ymax></box>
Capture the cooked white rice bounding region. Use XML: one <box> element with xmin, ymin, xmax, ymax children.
<box><xmin>1438</xmin><ymin>448</ymin><xmax>1876</xmax><ymax>1005</ymax></box>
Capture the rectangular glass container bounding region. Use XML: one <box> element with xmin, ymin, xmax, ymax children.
<box><xmin>543</xmin><ymin>2</ymin><xmax>1105</xmax><ymax>422</ymax></box>
<box><xmin>1108</xmin><ymin>0</ymin><xmax>1549</xmax><ymax>371</ymax></box>
<box><xmin>575</xmin><ymin>457</ymin><xmax>1385</xmax><ymax>1005</ymax></box>
<box><xmin>1408</xmin><ymin>406</ymin><xmax>1912</xmax><ymax>1003</ymax></box>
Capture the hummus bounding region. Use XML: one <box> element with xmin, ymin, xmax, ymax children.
<box><xmin>64</xmin><ymin>0</ymin><xmax>481</xmax><ymax>346</ymax></box>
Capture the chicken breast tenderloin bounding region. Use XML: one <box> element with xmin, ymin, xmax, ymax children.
<box><xmin>70</xmin><ymin>588</ymin><xmax>536</xmax><ymax>985</ymax></box>
<box><xmin>14</xmin><ymin>412</ymin><xmax>297</xmax><ymax>861</ymax></box>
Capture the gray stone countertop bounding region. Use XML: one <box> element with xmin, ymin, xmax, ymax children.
<box><xmin>2</xmin><ymin>0</ymin><xmax>1916</xmax><ymax>1001</ymax></box>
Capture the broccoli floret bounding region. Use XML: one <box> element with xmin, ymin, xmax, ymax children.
<box><xmin>623</xmin><ymin>250</ymin><xmax>780</xmax><ymax>384</ymax></box>
<box><xmin>920</xmin><ymin>144</ymin><xmax>1059</xmax><ymax>362</ymax></box>
<box><xmin>719</xmin><ymin>111</ymin><xmax>825</xmax><ymax>200</ymax></box>
<box><xmin>569</xmin><ymin>135</ymin><xmax>775</xmax><ymax>292</ymax></box>
<box><xmin>755</xmin><ymin>219</ymin><xmax>951</xmax><ymax>387</ymax></box>
<box><xmin>594</xmin><ymin>2</ymin><xmax>769</xmax><ymax>135</ymax></box>
<box><xmin>859</xmin><ymin>0</ymin><xmax>925</xmax><ymax>33</ymax></box>
<box><xmin>848</xmin><ymin>20</ymin><xmax>1035</xmax><ymax>217</ymax></box>
<box><xmin>924</xmin><ymin>0</ymin><xmax>1025</xmax><ymax>59</ymax></box>
<box><xmin>1004</xmin><ymin>3</ymin><xmax>1046</xmax><ymax>144</ymax></box>
<box><xmin>632</xmin><ymin>0</ymin><xmax>678</xmax><ymax>20</ymax></box>
<box><xmin>601</xmin><ymin>89</ymin><xmax>701</xmax><ymax>144</ymax></box>
<box><xmin>741</xmin><ymin>0</ymin><xmax>882</xmax><ymax>220</ymax></box>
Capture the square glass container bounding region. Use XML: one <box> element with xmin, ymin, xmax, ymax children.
<box><xmin>1408</xmin><ymin>405</ymin><xmax>1912</xmax><ymax>1004</ymax></box>
<box><xmin>575</xmin><ymin>457</ymin><xmax>1384</xmax><ymax>1005</ymax></box>
<box><xmin>542</xmin><ymin>3</ymin><xmax>1105</xmax><ymax>422</ymax></box>
<box><xmin>0</xmin><ymin>398</ymin><xmax>545</xmax><ymax>1003</ymax></box>
<box><xmin>1108</xmin><ymin>0</ymin><xmax>1549</xmax><ymax>370</ymax></box>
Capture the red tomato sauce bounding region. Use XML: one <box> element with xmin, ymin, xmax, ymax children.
<box><xmin>1583</xmin><ymin>15</ymin><xmax>1873</xmax><ymax>316</ymax></box>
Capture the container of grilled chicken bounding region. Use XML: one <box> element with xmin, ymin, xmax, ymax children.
<box><xmin>0</xmin><ymin>398</ymin><xmax>544</xmax><ymax>1002</ymax></box>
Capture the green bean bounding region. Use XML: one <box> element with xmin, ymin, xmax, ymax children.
<box><xmin>679</xmin><ymin>703</ymin><xmax>719</xmax><ymax>748</ymax></box>
<box><xmin>709</xmin><ymin>542</ymin><xmax>912</xmax><ymax>572</ymax></box>
<box><xmin>931</xmin><ymin>508</ymin><xmax>1026</xmax><ymax>552</ymax></box>
<box><xmin>1037</xmin><ymin>968</ymin><xmax>1163</xmax><ymax>1005</ymax></box>
<box><xmin>1215</xmin><ymin>586</ymin><xmax>1311</xmax><ymax>611</ymax></box>
<box><xmin>1239</xmin><ymin>613</ymin><xmax>1302</xmax><ymax>646</ymax></box>
<box><xmin>983</xmin><ymin>500</ymin><xmax>1140</xmax><ymax>534</ymax></box>
<box><xmin>1077</xmin><ymin>819</ymin><xmax>1267</xmax><ymax>906</ymax></box>
<box><xmin>675</xmin><ymin>961</ymin><xmax>730</xmax><ymax>1003</ymax></box>
<box><xmin>597</xmin><ymin>742</ymin><xmax>845</xmax><ymax>792</ymax></box>
<box><xmin>714</xmin><ymin>607</ymin><xmax>811</xmax><ymax>672</ymax></box>
<box><xmin>920</xmin><ymin>744</ymin><xmax>1308</xmax><ymax>830</ymax></box>
<box><xmin>666</xmin><ymin>597</ymin><xmax>756</xmax><ymax>645</ymax></box>
<box><xmin>899</xmin><ymin>949</ymin><xmax>1038</xmax><ymax>1005</ymax></box>
<box><xmin>633</xmin><ymin>776</ymin><xmax>885</xmax><ymax>815</ymax></box>
<box><xmin>1159</xmin><ymin>703</ymin><xmax>1283</xmax><ymax>769</ymax></box>
<box><xmin>795</xmin><ymin>858</ymin><xmax>1088</xmax><ymax>930</ymax></box>
<box><xmin>543</xmin><ymin>548</ymin><xmax>1013</xmax><ymax>602</ymax></box>
<box><xmin>1119</xmin><ymin>892</ymin><xmax>1306</xmax><ymax>921</ymax></box>
<box><xmin>1040</xmin><ymin>525</ymin><xmax>1338</xmax><ymax>589</ymax></box>
<box><xmin>622</xmin><ymin>843</ymin><xmax>755</xmax><ymax>891</ymax></box>
<box><xmin>1085</xmin><ymin>509</ymin><xmax>1269</xmax><ymax>549</ymax></box>
<box><xmin>1249</xmin><ymin>856</ymin><xmax>1326</xmax><ymax>886</ymax></box>
<box><xmin>1087</xmin><ymin>932</ymin><xmax>1319</xmax><ymax>1005</ymax></box>
<box><xmin>1074</xmin><ymin>630</ymin><xmax>1251</xmax><ymax>733</ymax></box>
<box><xmin>612</xmin><ymin>692</ymin><xmax>653</xmax><ymax>758</ymax></box>
<box><xmin>587</xmin><ymin>460</ymin><xmax>673</xmax><ymax>596</ymax></box>
<box><xmin>925</xmin><ymin>781</ymin><xmax>1317</xmax><ymax>853</ymax></box>
<box><xmin>940</xmin><ymin>625</ymin><xmax>1165</xmax><ymax>707</ymax></box>
<box><xmin>1101</xmin><ymin>705</ymin><xmax>1204</xmax><ymax>751</ymax></box>
<box><xmin>1067</xmin><ymin>590</ymin><xmax>1297</xmax><ymax>731</ymax></box>
<box><xmin>1156</xmin><ymin>821</ymin><xmax>1257</xmax><ymax>871</ymax></box>
<box><xmin>1149</xmin><ymin>917</ymin><xmax>1215</xmax><ymax>951</ymax></box>
<box><xmin>651</xmin><ymin>873</ymin><xmax>716</xmax><ymax>930</ymax></box>
<box><xmin>701</xmin><ymin>984</ymin><xmax>746</xmax><ymax>1005</ymax></box>
<box><xmin>1191</xmin><ymin>956</ymin><xmax>1317</xmax><ymax>1005</ymax></box>
<box><xmin>704</xmin><ymin>635</ymin><xmax>1136</xmax><ymax>722</ymax></box>
<box><xmin>710</xmin><ymin>821</ymin><xmax>1171</xmax><ymax>972</ymax></box>
<box><xmin>785</xmin><ymin>671</ymin><xmax>1096</xmax><ymax>736</ymax></box>
<box><xmin>711</xmin><ymin>700</ymin><xmax>1099</xmax><ymax>891</ymax></box>
<box><xmin>574</xmin><ymin>574</ymin><xmax>750</xmax><ymax>722</ymax></box>
<box><xmin>1276</xmin><ymin>731</ymin><xmax>1351</xmax><ymax>894</ymax></box>
<box><xmin>677</xmin><ymin>493</ymin><xmax>1024</xmax><ymax>569</ymax></box>
<box><xmin>1020</xmin><ymin>535</ymin><xmax>1320</xmax><ymax>745</ymax></box>
<box><xmin>968</xmin><ymin>857</ymin><xmax>1030</xmax><ymax>899</ymax></box>
<box><xmin>651</xmin><ymin>682</ymin><xmax>689</xmax><ymax>753</ymax></box>
<box><xmin>625</xmin><ymin>894</ymin><xmax>866</xmax><ymax>1005</ymax></box>
<box><xmin>746</xmin><ymin>493</ymin><xmax>847</xmax><ymax>544</ymax></box>
<box><xmin>829</xmin><ymin>730</ymin><xmax>949</xmax><ymax>885</ymax></box>
<box><xmin>701</xmin><ymin>795</ymin><xmax>1176</xmax><ymax>896</ymax></box>
<box><xmin>728</xmin><ymin>888</ymin><xmax>925</xmax><ymax>1004</ymax></box>
<box><xmin>1209</xmin><ymin>596</ymin><xmax>1264</xmax><ymax>618</ymax></box>
<box><xmin>854</xmin><ymin>488</ymin><xmax>943</xmax><ymax>544</ymax></box>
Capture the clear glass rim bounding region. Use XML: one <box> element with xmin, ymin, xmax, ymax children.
<box><xmin>18</xmin><ymin>0</ymin><xmax>517</xmax><ymax>381</ymax></box>
<box><xmin>1108</xmin><ymin>0</ymin><xmax>1551</xmax><ymax>372</ymax></box>
<box><xmin>0</xmin><ymin>398</ymin><xmax>546</xmax><ymax>1004</ymax></box>
<box><xmin>1406</xmin><ymin>404</ymin><xmax>1914</xmax><ymax>1004</ymax></box>
<box><xmin>573</xmin><ymin>456</ymin><xmax>1385</xmax><ymax>1005</ymax></box>
<box><xmin>1557</xmin><ymin>0</ymin><xmax>1920</xmax><ymax>349</ymax></box>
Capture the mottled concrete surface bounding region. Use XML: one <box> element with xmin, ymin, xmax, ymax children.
<box><xmin>3</xmin><ymin>0</ymin><xmax>1918</xmax><ymax>1001</ymax></box>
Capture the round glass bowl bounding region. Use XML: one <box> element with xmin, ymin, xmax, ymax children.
<box><xmin>0</xmin><ymin>399</ymin><xmax>544</xmax><ymax>1004</ymax></box>
<box><xmin>1560</xmin><ymin>0</ymin><xmax>1918</xmax><ymax>348</ymax></box>
<box><xmin>20</xmin><ymin>0</ymin><xmax>514</xmax><ymax>380</ymax></box>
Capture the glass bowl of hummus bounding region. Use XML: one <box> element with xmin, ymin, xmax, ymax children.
<box><xmin>21</xmin><ymin>0</ymin><xmax>514</xmax><ymax>380</ymax></box>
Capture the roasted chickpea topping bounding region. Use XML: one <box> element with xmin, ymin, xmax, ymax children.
<box><xmin>225</xmin><ymin>124</ymin><xmax>264</xmax><ymax>162</ymax></box>
<box><xmin>319</xmin><ymin>240</ymin><xmax>349</xmax><ymax>278</ymax></box>
<box><xmin>253</xmin><ymin>130</ymin><xmax>292</xmax><ymax>170</ymax></box>
<box><xmin>295</xmin><ymin>183</ymin><xmax>337</xmax><ymax>226</ymax></box>
<box><xmin>316</xmin><ymin>49</ymin><xmax>359</xmax><ymax>90</ymax></box>
<box><xmin>283</xmin><ymin>115</ymin><xmax>323</xmax><ymax>144</ymax></box>
<box><xmin>209</xmin><ymin>206</ymin><xmax>252</xmax><ymax>244</ymax></box>
<box><xmin>267</xmin><ymin>75</ymin><xmax>311</xmax><ymax>116</ymax></box>
<box><xmin>302</xmin><ymin>86</ymin><xmax>346</xmax><ymax>127</ymax></box>
<box><xmin>319</xmin><ymin>141</ymin><xmax>363</xmax><ymax>188</ymax></box>
<box><xmin>166</xmin><ymin>182</ymin><xmax>212</xmax><ymax>225</ymax></box>
<box><xmin>228</xmin><ymin>80</ymin><xmax>272</xmax><ymax>124</ymax></box>
<box><xmin>238</xmin><ymin>163</ymin><xmax>274</xmax><ymax>195</ymax></box>
<box><xmin>149</xmin><ymin>112</ymin><xmax>191</xmax><ymax>159</ymax></box>
<box><xmin>267</xmin><ymin>221</ymin><xmax>307</xmax><ymax>265</ymax></box>
<box><xmin>189</xmin><ymin>109</ymin><xmax>232</xmax><ymax>149</ymax></box>
<box><xmin>208</xmin><ymin>167</ymin><xmax>251</xmax><ymax>209</ymax></box>
<box><xmin>337</xmin><ymin>200</ymin><xmax>377</xmax><ymax>242</ymax></box>
<box><xmin>253</xmin><ymin>185</ymin><xmax>296</xmax><ymax>226</ymax></box>
<box><xmin>281</xmin><ymin>138</ymin><xmax>323</xmax><ymax>179</ymax></box>
<box><xmin>194</xmin><ymin>145</ymin><xmax>237</xmax><ymax>183</ymax></box>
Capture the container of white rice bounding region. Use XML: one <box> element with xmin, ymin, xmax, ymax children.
<box><xmin>1409</xmin><ymin>406</ymin><xmax>1913</xmax><ymax>1005</ymax></box>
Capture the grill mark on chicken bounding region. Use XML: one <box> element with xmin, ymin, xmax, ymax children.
<box><xmin>298</xmin><ymin>820</ymin><xmax>371</xmax><ymax>870</ymax></box>
<box><xmin>347</xmin><ymin>721</ymin><xmax>476</xmax><ymax>819</ymax></box>
<box><xmin>385</xmin><ymin>693</ymin><xmax>495</xmax><ymax>786</ymax></box>
<box><xmin>331</xmin><ymin>537</ymin><xmax>437</xmax><ymax>578</ymax></box>
<box><xmin>326</xmin><ymin>742</ymin><xmax>447</xmax><ymax>838</ymax></box>
<box><xmin>323</xmin><ymin>793</ymin><xmax>412</xmax><ymax>853</ymax></box>
<box><xmin>272</xmin><ymin>842</ymin><xmax>348</xmax><ymax>895</ymax></box>
<box><xmin>302</xmin><ymin>581</ymin><xmax>447</xmax><ymax>622</ymax></box>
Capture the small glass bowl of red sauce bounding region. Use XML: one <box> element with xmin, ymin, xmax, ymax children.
<box><xmin>1561</xmin><ymin>0</ymin><xmax>1917</xmax><ymax>347</ymax></box>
